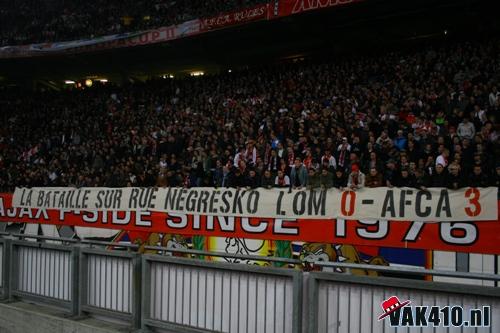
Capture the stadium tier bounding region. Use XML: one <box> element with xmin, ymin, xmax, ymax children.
<box><xmin>0</xmin><ymin>38</ymin><xmax>499</xmax><ymax>192</ymax></box>
<box><xmin>0</xmin><ymin>0</ymin><xmax>268</xmax><ymax>46</ymax></box>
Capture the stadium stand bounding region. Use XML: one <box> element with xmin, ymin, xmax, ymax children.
<box><xmin>0</xmin><ymin>0</ymin><xmax>267</xmax><ymax>46</ymax></box>
<box><xmin>0</xmin><ymin>38</ymin><xmax>498</xmax><ymax>193</ymax></box>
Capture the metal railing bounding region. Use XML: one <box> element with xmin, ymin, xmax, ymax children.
<box><xmin>0</xmin><ymin>238</ymin><xmax>8</xmax><ymax>298</ymax></box>
<box><xmin>315</xmin><ymin>261</ymin><xmax>500</xmax><ymax>281</ymax></box>
<box><xmin>9</xmin><ymin>239</ymin><xmax>79</xmax><ymax>313</ymax></box>
<box><xmin>308</xmin><ymin>262</ymin><xmax>500</xmax><ymax>333</ymax></box>
<box><xmin>0</xmin><ymin>233</ymin><xmax>499</xmax><ymax>333</ymax></box>
<box><xmin>141</xmin><ymin>249</ymin><xmax>303</xmax><ymax>333</ymax></box>
<box><xmin>79</xmin><ymin>247</ymin><xmax>141</xmax><ymax>326</ymax></box>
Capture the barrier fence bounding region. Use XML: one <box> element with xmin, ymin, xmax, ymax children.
<box><xmin>309</xmin><ymin>264</ymin><xmax>500</xmax><ymax>333</ymax></box>
<box><xmin>0</xmin><ymin>234</ymin><xmax>499</xmax><ymax>333</ymax></box>
<box><xmin>9</xmin><ymin>239</ymin><xmax>79</xmax><ymax>313</ymax></box>
<box><xmin>142</xmin><ymin>254</ymin><xmax>302</xmax><ymax>333</ymax></box>
<box><xmin>79</xmin><ymin>247</ymin><xmax>141</xmax><ymax>326</ymax></box>
<box><xmin>0</xmin><ymin>238</ymin><xmax>7</xmax><ymax>298</ymax></box>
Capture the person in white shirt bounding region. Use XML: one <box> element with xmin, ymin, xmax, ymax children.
<box><xmin>233</xmin><ymin>147</ymin><xmax>246</xmax><ymax>168</ymax></box>
<box><xmin>347</xmin><ymin>164</ymin><xmax>365</xmax><ymax>190</ymax></box>
<box><xmin>245</xmin><ymin>141</ymin><xmax>257</xmax><ymax>166</ymax></box>
<box><xmin>337</xmin><ymin>137</ymin><xmax>351</xmax><ymax>169</ymax></box>
<box><xmin>489</xmin><ymin>86</ymin><xmax>499</xmax><ymax>108</ymax></box>
<box><xmin>321</xmin><ymin>149</ymin><xmax>337</xmax><ymax>169</ymax></box>
<box><xmin>457</xmin><ymin>118</ymin><xmax>475</xmax><ymax>140</ymax></box>
<box><xmin>274</xmin><ymin>170</ymin><xmax>290</xmax><ymax>187</ymax></box>
<box><xmin>435</xmin><ymin>149</ymin><xmax>449</xmax><ymax>168</ymax></box>
<box><xmin>337</xmin><ymin>137</ymin><xmax>352</xmax><ymax>153</ymax></box>
<box><xmin>276</xmin><ymin>142</ymin><xmax>286</xmax><ymax>159</ymax></box>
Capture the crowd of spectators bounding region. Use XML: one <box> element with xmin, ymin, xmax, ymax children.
<box><xmin>0</xmin><ymin>0</ymin><xmax>267</xmax><ymax>46</ymax></box>
<box><xmin>0</xmin><ymin>39</ymin><xmax>499</xmax><ymax>193</ymax></box>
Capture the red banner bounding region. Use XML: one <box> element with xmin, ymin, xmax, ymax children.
<box><xmin>277</xmin><ymin>0</ymin><xmax>362</xmax><ymax>17</ymax></box>
<box><xmin>1</xmin><ymin>193</ymin><xmax>499</xmax><ymax>254</ymax></box>
<box><xmin>1</xmin><ymin>1</ymin><xmax>371</xmax><ymax>58</ymax></box>
<box><xmin>200</xmin><ymin>4</ymin><xmax>269</xmax><ymax>31</ymax></box>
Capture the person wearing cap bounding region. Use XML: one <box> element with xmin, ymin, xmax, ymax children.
<box><xmin>347</xmin><ymin>164</ymin><xmax>365</xmax><ymax>190</ymax></box>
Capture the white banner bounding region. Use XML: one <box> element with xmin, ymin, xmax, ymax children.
<box><xmin>12</xmin><ymin>187</ymin><xmax>498</xmax><ymax>222</ymax></box>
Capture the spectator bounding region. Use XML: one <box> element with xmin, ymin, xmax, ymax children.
<box><xmin>447</xmin><ymin>163</ymin><xmax>465</xmax><ymax>189</ymax></box>
<box><xmin>336</xmin><ymin>137</ymin><xmax>351</xmax><ymax>170</ymax></box>
<box><xmin>393</xmin><ymin>130</ymin><xmax>407</xmax><ymax>151</ymax></box>
<box><xmin>384</xmin><ymin>160</ymin><xmax>398</xmax><ymax>187</ymax></box>
<box><xmin>347</xmin><ymin>164</ymin><xmax>365</xmax><ymax>190</ymax></box>
<box><xmin>246</xmin><ymin>169</ymin><xmax>260</xmax><ymax>189</ymax></box>
<box><xmin>290</xmin><ymin>157</ymin><xmax>308</xmax><ymax>189</ymax></box>
<box><xmin>365</xmin><ymin>167</ymin><xmax>383</xmax><ymax>188</ymax></box>
<box><xmin>307</xmin><ymin>168</ymin><xmax>320</xmax><ymax>189</ymax></box>
<box><xmin>395</xmin><ymin>168</ymin><xmax>416</xmax><ymax>188</ymax></box>
<box><xmin>221</xmin><ymin>166</ymin><xmax>232</xmax><ymax>187</ymax></box>
<box><xmin>427</xmin><ymin>164</ymin><xmax>449</xmax><ymax>187</ymax></box>
<box><xmin>468</xmin><ymin>165</ymin><xmax>489</xmax><ymax>187</ymax></box>
<box><xmin>489</xmin><ymin>87</ymin><xmax>499</xmax><ymax>109</ymax></box>
<box><xmin>274</xmin><ymin>170</ymin><xmax>290</xmax><ymax>188</ymax></box>
<box><xmin>321</xmin><ymin>149</ymin><xmax>337</xmax><ymax>170</ymax></box>
<box><xmin>435</xmin><ymin>149</ymin><xmax>449</xmax><ymax>168</ymax></box>
<box><xmin>457</xmin><ymin>118</ymin><xmax>476</xmax><ymax>140</ymax></box>
<box><xmin>213</xmin><ymin>160</ymin><xmax>224</xmax><ymax>187</ymax></box>
<box><xmin>231</xmin><ymin>168</ymin><xmax>248</xmax><ymax>188</ymax></box>
<box><xmin>319</xmin><ymin>168</ymin><xmax>334</xmax><ymax>189</ymax></box>
<box><xmin>363</xmin><ymin>152</ymin><xmax>383</xmax><ymax>174</ymax></box>
<box><xmin>261</xmin><ymin>169</ymin><xmax>274</xmax><ymax>189</ymax></box>
<box><xmin>332</xmin><ymin>169</ymin><xmax>348</xmax><ymax>189</ymax></box>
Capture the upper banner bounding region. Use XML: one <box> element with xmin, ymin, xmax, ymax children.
<box><xmin>0</xmin><ymin>1</ymin><xmax>367</xmax><ymax>58</ymax></box>
<box><xmin>1</xmin><ymin>193</ymin><xmax>500</xmax><ymax>254</ymax></box>
<box><xmin>200</xmin><ymin>4</ymin><xmax>270</xmax><ymax>31</ymax></box>
<box><xmin>276</xmin><ymin>0</ymin><xmax>362</xmax><ymax>17</ymax></box>
<box><xmin>0</xmin><ymin>4</ymin><xmax>269</xmax><ymax>58</ymax></box>
<box><xmin>0</xmin><ymin>20</ymin><xmax>201</xmax><ymax>58</ymax></box>
<box><xmin>13</xmin><ymin>187</ymin><xmax>498</xmax><ymax>222</ymax></box>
